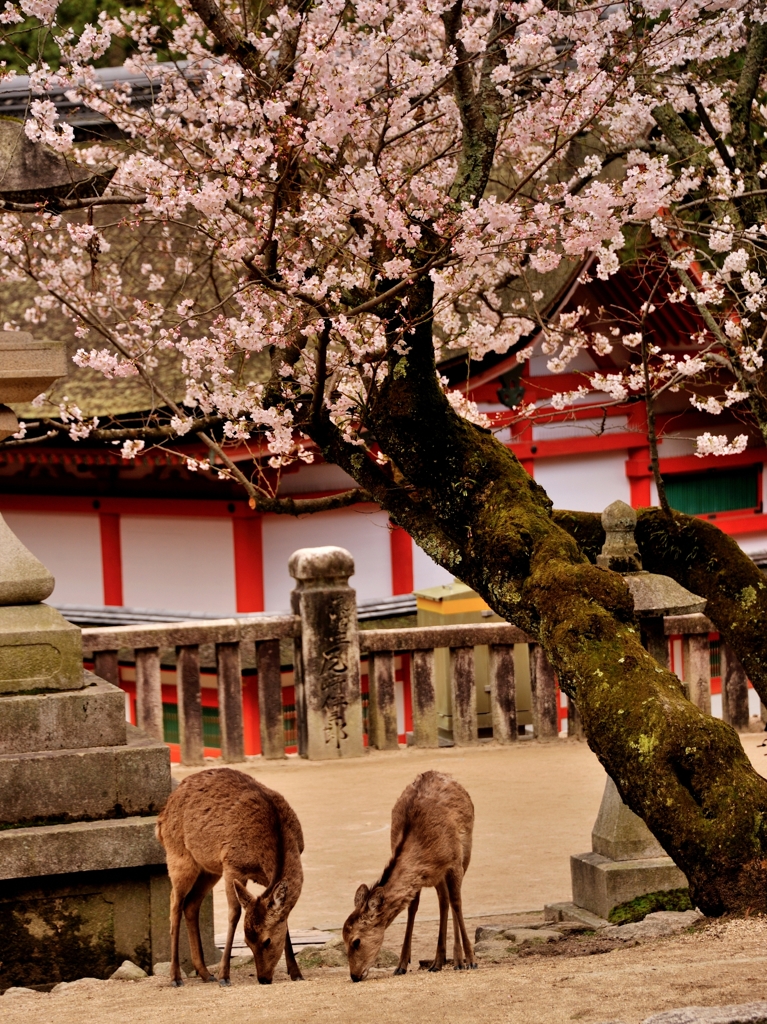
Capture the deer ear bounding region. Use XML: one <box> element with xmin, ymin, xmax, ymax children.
<box><xmin>367</xmin><ymin>887</ymin><xmax>385</xmax><ymax>913</ymax></box>
<box><xmin>270</xmin><ymin>880</ymin><xmax>288</xmax><ymax>911</ymax></box>
<box><xmin>354</xmin><ymin>884</ymin><xmax>369</xmax><ymax>910</ymax></box>
<box><xmin>234</xmin><ymin>879</ymin><xmax>255</xmax><ymax>910</ymax></box>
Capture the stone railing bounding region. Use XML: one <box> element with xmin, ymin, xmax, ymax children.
<box><xmin>80</xmin><ymin>547</ymin><xmax>736</xmax><ymax>766</ymax></box>
<box><xmin>83</xmin><ymin>616</ymin><xmax>299</xmax><ymax>765</ymax></box>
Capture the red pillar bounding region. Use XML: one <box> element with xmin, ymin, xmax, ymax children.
<box><xmin>233</xmin><ymin>516</ymin><xmax>264</xmax><ymax>612</ymax></box>
<box><xmin>99</xmin><ymin>512</ymin><xmax>124</xmax><ymax>606</ymax></box>
<box><xmin>389</xmin><ymin>522</ymin><xmax>414</xmax><ymax>595</ymax></box>
<box><xmin>626</xmin><ymin>404</ymin><xmax>652</xmax><ymax>508</ymax></box>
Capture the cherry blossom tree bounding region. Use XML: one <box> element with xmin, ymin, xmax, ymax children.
<box><xmin>6</xmin><ymin>0</ymin><xmax>767</xmax><ymax>913</ymax></box>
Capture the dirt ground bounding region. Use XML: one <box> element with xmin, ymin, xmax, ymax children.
<box><xmin>6</xmin><ymin>916</ymin><xmax>767</xmax><ymax>1024</ymax></box>
<box><xmin>7</xmin><ymin>733</ymin><xmax>767</xmax><ymax>1023</ymax></box>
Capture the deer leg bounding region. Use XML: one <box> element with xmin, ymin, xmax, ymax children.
<box><xmin>182</xmin><ymin>869</ymin><xmax>220</xmax><ymax>982</ymax></box>
<box><xmin>167</xmin><ymin>857</ymin><xmax>201</xmax><ymax>987</ymax></box>
<box><xmin>446</xmin><ymin>868</ymin><xmax>476</xmax><ymax>970</ymax></box>
<box><xmin>217</xmin><ymin>875</ymin><xmax>243</xmax><ymax>987</ymax></box>
<box><xmin>427</xmin><ymin>880</ymin><xmax>449</xmax><ymax>972</ymax></box>
<box><xmin>395</xmin><ymin>890</ymin><xmax>421</xmax><ymax>975</ymax></box>
<box><xmin>284</xmin><ymin>924</ymin><xmax>304</xmax><ymax>981</ymax></box>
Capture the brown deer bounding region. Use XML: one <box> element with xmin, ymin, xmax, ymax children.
<box><xmin>156</xmin><ymin>767</ymin><xmax>305</xmax><ymax>987</ymax></box>
<box><xmin>343</xmin><ymin>770</ymin><xmax>476</xmax><ymax>981</ymax></box>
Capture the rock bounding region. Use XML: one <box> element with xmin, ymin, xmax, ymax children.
<box><xmin>502</xmin><ymin>927</ymin><xmax>562</xmax><ymax>944</ymax></box>
<box><xmin>474</xmin><ymin>939</ymin><xmax>514</xmax><ymax>960</ymax></box>
<box><xmin>110</xmin><ymin>960</ymin><xmax>149</xmax><ymax>981</ymax></box>
<box><xmin>475</xmin><ymin>926</ymin><xmax>505</xmax><ymax>942</ymax></box>
<box><xmin>152</xmin><ymin>962</ymin><xmax>187</xmax><ymax>979</ymax></box>
<box><xmin>51</xmin><ymin>979</ymin><xmax>106</xmax><ymax>993</ymax></box>
<box><xmin>3</xmin><ymin>987</ymin><xmax>40</xmax><ymax>997</ymax></box>
<box><xmin>296</xmin><ymin>944</ymin><xmax>347</xmax><ymax>969</ymax></box>
<box><xmin>374</xmin><ymin>948</ymin><xmax>400</xmax><ymax>968</ymax></box>
<box><xmin>642</xmin><ymin>1003</ymin><xmax>767</xmax><ymax>1024</ymax></box>
<box><xmin>605</xmin><ymin>910</ymin><xmax>702</xmax><ymax>942</ymax></box>
<box><xmin>231</xmin><ymin>954</ymin><xmax>253</xmax><ymax>968</ymax></box>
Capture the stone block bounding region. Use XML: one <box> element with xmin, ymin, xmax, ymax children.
<box><xmin>0</xmin><ymin>603</ymin><xmax>83</xmax><ymax>694</ymax></box>
<box><xmin>0</xmin><ymin>672</ymin><xmax>126</xmax><ymax>755</ymax></box>
<box><xmin>544</xmin><ymin>901</ymin><xmax>609</xmax><ymax>929</ymax></box>
<box><xmin>0</xmin><ymin>726</ymin><xmax>171</xmax><ymax>827</ymax></box>
<box><xmin>0</xmin><ymin>816</ymin><xmax>166</xmax><ymax>881</ymax></box>
<box><xmin>571</xmin><ymin>851</ymin><xmax>687</xmax><ymax>921</ymax></box>
<box><xmin>0</xmin><ymin>866</ymin><xmax>217</xmax><ymax>990</ymax></box>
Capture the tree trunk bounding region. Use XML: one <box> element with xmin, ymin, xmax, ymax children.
<box><xmin>311</xmin><ymin>279</ymin><xmax>767</xmax><ymax>916</ymax></box>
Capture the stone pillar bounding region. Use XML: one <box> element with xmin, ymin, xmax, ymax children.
<box><xmin>721</xmin><ymin>643</ymin><xmax>750</xmax><ymax>730</ymax></box>
<box><xmin>529</xmin><ymin>644</ymin><xmax>558</xmax><ymax>740</ymax></box>
<box><xmin>682</xmin><ymin>633</ymin><xmax>711</xmax><ymax>715</ymax></box>
<box><xmin>289</xmin><ymin>547</ymin><xmax>364</xmax><ymax>759</ymax></box>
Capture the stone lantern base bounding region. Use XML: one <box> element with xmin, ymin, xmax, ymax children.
<box><xmin>569</xmin><ymin>778</ymin><xmax>687</xmax><ymax>921</ymax></box>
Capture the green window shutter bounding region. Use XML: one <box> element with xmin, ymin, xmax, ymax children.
<box><xmin>666</xmin><ymin>465</ymin><xmax>760</xmax><ymax>515</ymax></box>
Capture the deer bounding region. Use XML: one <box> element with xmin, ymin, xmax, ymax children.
<box><xmin>156</xmin><ymin>767</ymin><xmax>305</xmax><ymax>987</ymax></box>
<box><xmin>342</xmin><ymin>770</ymin><xmax>476</xmax><ymax>982</ymax></box>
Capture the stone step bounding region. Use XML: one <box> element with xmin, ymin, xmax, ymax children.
<box><xmin>0</xmin><ymin>725</ymin><xmax>171</xmax><ymax>828</ymax></box>
<box><xmin>0</xmin><ymin>814</ymin><xmax>165</xmax><ymax>880</ymax></box>
<box><xmin>0</xmin><ymin>671</ymin><xmax>127</xmax><ymax>755</ymax></box>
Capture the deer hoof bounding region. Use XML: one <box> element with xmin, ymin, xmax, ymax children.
<box><xmin>393</xmin><ymin>967</ymin><xmax>407</xmax><ymax>976</ymax></box>
<box><xmin>170</xmin><ymin>979</ymin><xmax>184</xmax><ymax>988</ymax></box>
<box><xmin>453</xmin><ymin>964</ymin><xmax>467</xmax><ymax>971</ymax></box>
<box><xmin>469</xmin><ymin>963</ymin><xmax>478</xmax><ymax>970</ymax></box>
<box><xmin>218</xmin><ymin>978</ymin><xmax>231</xmax><ymax>987</ymax></box>
<box><xmin>201</xmin><ymin>975</ymin><xmax>216</xmax><ymax>983</ymax></box>
<box><xmin>427</xmin><ymin>964</ymin><xmax>443</xmax><ymax>973</ymax></box>
<box><xmin>290</xmin><ymin>974</ymin><xmax>304</xmax><ymax>982</ymax></box>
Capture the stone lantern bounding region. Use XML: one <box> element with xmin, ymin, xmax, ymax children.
<box><xmin>0</xmin><ymin>331</ymin><xmax>215</xmax><ymax>988</ymax></box>
<box><xmin>568</xmin><ymin>500</ymin><xmax>704</xmax><ymax>922</ymax></box>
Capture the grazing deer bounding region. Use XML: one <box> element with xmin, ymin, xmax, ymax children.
<box><xmin>156</xmin><ymin>767</ymin><xmax>305</xmax><ymax>987</ymax></box>
<box><xmin>343</xmin><ymin>770</ymin><xmax>476</xmax><ymax>981</ymax></box>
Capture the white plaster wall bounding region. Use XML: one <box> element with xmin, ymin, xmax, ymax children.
<box><xmin>262</xmin><ymin>508</ymin><xmax>392</xmax><ymax>611</ymax></box>
<box><xmin>533</xmin><ymin>452</ymin><xmax>631</xmax><ymax>512</ymax></box>
<box><xmin>532</xmin><ymin>415</ymin><xmax>628</xmax><ymax>441</ymax></box>
<box><xmin>2</xmin><ymin>511</ymin><xmax>103</xmax><ymax>605</ymax></box>
<box><xmin>120</xmin><ymin>516</ymin><xmax>237</xmax><ymax>615</ymax></box>
<box><xmin>277</xmin><ymin>462</ymin><xmax>358</xmax><ymax>495</ymax></box>
<box><xmin>412</xmin><ymin>541</ymin><xmax>454</xmax><ymax>592</ymax></box>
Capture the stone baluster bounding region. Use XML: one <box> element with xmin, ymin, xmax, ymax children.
<box><xmin>257</xmin><ymin>638</ymin><xmax>285</xmax><ymax>759</ymax></box>
<box><xmin>134</xmin><ymin>646</ymin><xmax>163</xmax><ymax>742</ymax></box>
<box><xmin>368</xmin><ymin>650</ymin><xmax>399</xmax><ymax>750</ymax></box>
<box><xmin>94</xmin><ymin>649</ymin><xmax>119</xmax><ymax>687</ymax></box>
<box><xmin>411</xmin><ymin>648</ymin><xmax>438</xmax><ymax>747</ymax></box>
<box><xmin>529</xmin><ymin>644</ymin><xmax>558</xmax><ymax>740</ymax></box>
<box><xmin>176</xmin><ymin>644</ymin><xmax>204</xmax><ymax>766</ymax></box>
<box><xmin>450</xmin><ymin>646</ymin><xmax>477</xmax><ymax>746</ymax></box>
<box><xmin>216</xmin><ymin>641</ymin><xmax>244</xmax><ymax>763</ymax></box>
<box><xmin>488</xmin><ymin>643</ymin><xmax>516</xmax><ymax>743</ymax></box>
<box><xmin>289</xmin><ymin>546</ymin><xmax>364</xmax><ymax>759</ymax></box>
<box><xmin>683</xmin><ymin>634</ymin><xmax>712</xmax><ymax>715</ymax></box>
<box><xmin>721</xmin><ymin>643</ymin><xmax>750</xmax><ymax>730</ymax></box>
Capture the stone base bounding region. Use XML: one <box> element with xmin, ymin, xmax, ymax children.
<box><xmin>570</xmin><ymin>850</ymin><xmax>688</xmax><ymax>920</ymax></box>
<box><xmin>0</xmin><ymin>867</ymin><xmax>218</xmax><ymax>991</ymax></box>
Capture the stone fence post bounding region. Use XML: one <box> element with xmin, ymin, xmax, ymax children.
<box><xmin>289</xmin><ymin>546</ymin><xmax>364</xmax><ymax>759</ymax></box>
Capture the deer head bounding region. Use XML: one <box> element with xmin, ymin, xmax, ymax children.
<box><xmin>342</xmin><ymin>883</ymin><xmax>387</xmax><ymax>982</ymax></box>
<box><xmin>233</xmin><ymin>879</ymin><xmax>290</xmax><ymax>984</ymax></box>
